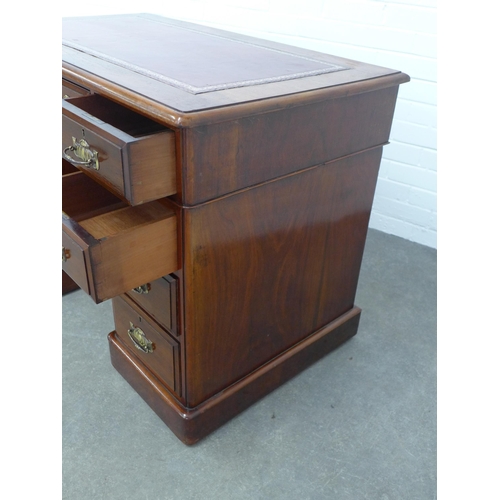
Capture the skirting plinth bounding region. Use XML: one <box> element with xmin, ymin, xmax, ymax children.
<box><xmin>108</xmin><ymin>306</ymin><xmax>361</xmax><ymax>445</ymax></box>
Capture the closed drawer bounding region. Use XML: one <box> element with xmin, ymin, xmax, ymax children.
<box><xmin>126</xmin><ymin>275</ymin><xmax>179</xmax><ymax>336</ymax></box>
<box><xmin>113</xmin><ymin>295</ymin><xmax>181</xmax><ymax>396</ymax></box>
<box><xmin>62</xmin><ymin>93</ymin><xmax>176</xmax><ymax>206</ymax></box>
<box><xmin>62</xmin><ymin>171</ymin><xmax>178</xmax><ymax>303</ymax></box>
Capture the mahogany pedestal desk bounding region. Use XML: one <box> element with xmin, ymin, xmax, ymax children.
<box><xmin>62</xmin><ymin>14</ymin><xmax>409</xmax><ymax>445</ymax></box>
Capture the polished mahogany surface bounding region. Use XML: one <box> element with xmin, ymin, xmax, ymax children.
<box><xmin>181</xmin><ymin>86</ymin><xmax>398</xmax><ymax>204</ymax></box>
<box><xmin>183</xmin><ymin>148</ymin><xmax>382</xmax><ymax>406</ymax></box>
<box><xmin>62</xmin><ymin>14</ymin><xmax>409</xmax><ymax>444</ymax></box>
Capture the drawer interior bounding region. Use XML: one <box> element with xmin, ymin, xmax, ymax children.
<box><xmin>79</xmin><ymin>201</ymin><xmax>174</xmax><ymax>240</ymax></box>
<box><xmin>63</xmin><ymin>171</ymin><xmax>175</xmax><ymax>239</ymax></box>
<box><xmin>63</xmin><ymin>171</ymin><xmax>126</xmax><ymax>222</ymax></box>
<box><xmin>62</xmin><ymin>159</ymin><xmax>78</xmax><ymax>175</ymax></box>
<box><xmin>66</xmin><ymin>94</ymin><xmax>168</xmax><ymax>137</ymax></box>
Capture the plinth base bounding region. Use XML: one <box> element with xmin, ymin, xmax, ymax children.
<box><xmin>108</xmin><ymin>306</ymin><xmax>361</xmax><ymax>445</ymax></box>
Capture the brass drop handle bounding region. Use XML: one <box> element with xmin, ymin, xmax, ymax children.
<box><xmin>127</xmin><ymin>322</ymin><xmax>154</xmax><ymax>354</ymax></box>
<box><xmin>132</xmin><ymin>284</ymin><xmax>151</xmax><ymax>294</ymax></box>
<box><xmin>63</xmin><ymin>137</ymin><xmax>100</xmax><ymax>170</ymax></box>
<box><xmin>62</xmin><ymin>246</ymin><xmax>71</xmax><ymax>262</ymax></box>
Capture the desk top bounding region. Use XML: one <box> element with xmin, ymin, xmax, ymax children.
<box><xmin>62</xmin><ymin>14</ymin><xmax>409</xmax><ymax>125</ymax></box>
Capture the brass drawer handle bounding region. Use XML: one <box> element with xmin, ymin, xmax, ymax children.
<box><xmin>127</xmin><ymin>322</ymin><xmax>154</xmax><ymax>354</ymax></box>
<box><xmin>63</xmin><ymin>137</ymin><xmax>100</xmax><ymax>170</ymax></box>
<box><xmin>132</xmin><ymin>284</ymin><xmax>151</xmax><ymax>294</ymax></box>
<box><xmin>62</xmin><ymin>246</ymin><xmax>71</xmax><ymax>262</ymax></box>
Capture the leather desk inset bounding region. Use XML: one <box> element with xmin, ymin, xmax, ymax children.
<box><xmin>62</xmin><ymin>13</ymin><xmax>409</xmax><ymax>444</ymax></box>
<box><xmin>62</xmin><ymin>16</ymin><xmax>346</xmax><ymax>94</ymax></box>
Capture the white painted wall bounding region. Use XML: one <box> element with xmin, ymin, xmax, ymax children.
<box><xmin>63</xmin><ymin>0</ymin><xmax>437</xmax><ymax>248</ymax></box>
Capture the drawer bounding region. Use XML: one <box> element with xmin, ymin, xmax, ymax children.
<box><xmin>62</xmin><ymin>79</ymin><xmax>91</xmax><ymax>98</ymax></box>
<box><xmin>62</xmin><ymin>171</ymin><xmax>178</xmax><ymax>303</ymax></box>
<box><xmin>62</xmin><ymin>93</ymin><xmax>176</xmax><ymax>206</ymax></box>
<box><xmin>113</xmin><ymin>295</ymin><xmax>181</xmax><ymax>396</ymax></box>
<box><xmin>126</xmin><ymin>275</ymin><xmax>179</xmax><ymax>336</ymax></box>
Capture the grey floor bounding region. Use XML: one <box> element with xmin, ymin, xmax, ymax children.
<box><xmin>62</xmin><ymin>229</ymin><xmax>436</xmax><ymax>500</ymax></box>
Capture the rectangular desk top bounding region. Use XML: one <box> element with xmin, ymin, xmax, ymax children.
<box><xmin>62</xmin><ymin>14</ymin><xmax>409</xmax><ymax>126</ymax></box>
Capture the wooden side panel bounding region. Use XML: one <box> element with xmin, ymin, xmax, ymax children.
<box><xmin>183</xmin><ymin>147</ymin><xmax>383</xmax><ymax>407</ymax></box>
<box><xmin>182</xmin><ymin>86</ymin><xmax>398</xmax><ymax>204</ymax></box>
<box><xmin>127</xmin><ymin>131</ymin><xmax>177</xmax><ymax>205</ymax></box>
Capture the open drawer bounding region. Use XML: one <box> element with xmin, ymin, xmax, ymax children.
<box><xmin>62</xmin><ymin>171</ymin><xmax>178</xmax><ymax>304</ymax></box>
<box><xmin>62</xmin><ymin>93</ymin><xmax>176</xmax><ymax>206</ymax></box>
<box><xmin>62</xmin><ymin>78</ymin><xmax>91</xmax><ymax>99</ymax></box>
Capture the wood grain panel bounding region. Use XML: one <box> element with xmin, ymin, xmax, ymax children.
<box><xmin>183</xmin><ymin>86</ymin><xmax>398</xmax><ymax>204</ymax></box>
<box><xmin>183</xmin><ymin>147</ymin><xmax>382</xmax><ymax>406</ymax></box>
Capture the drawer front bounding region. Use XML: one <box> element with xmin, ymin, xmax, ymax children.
<box><xmin>126</xmin><ymin>275</ymin><xmax>179</xmax><ymax>336</ymax></box>
<box><xmin>113</xmin><ymin>295</ymin><xmax>181</xmax><ymax>395</ymax></box>
<box><xmin>62</xmin><ymin>172</ymin><xmax>178</xmax><ymax>304</ymax></box>
<box><xmin>62</xmin><ymin>93</ymin><xmax>176</xmax><ymax>206</ymax></box>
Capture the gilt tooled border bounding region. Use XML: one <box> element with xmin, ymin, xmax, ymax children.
<box><xmin>63</xmin><ymin>21</ymin><xmax>347</xmax><ymax>95</ymax></box>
